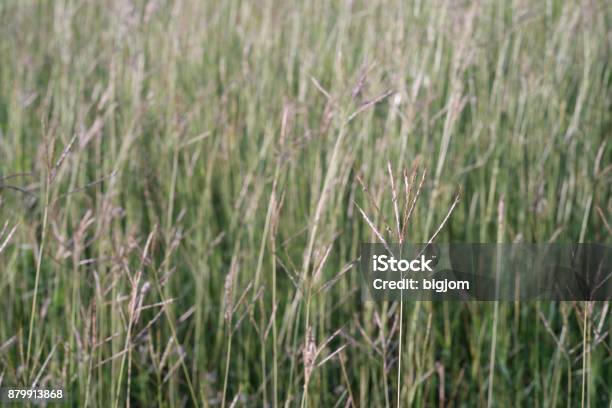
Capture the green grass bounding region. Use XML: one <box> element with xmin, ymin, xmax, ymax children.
<box><xmin>0</xmin><ymin>0</ymin><xmax>610</xmax><ymax>406</ymax></box>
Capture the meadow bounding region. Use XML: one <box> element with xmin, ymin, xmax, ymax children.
<box><xmin>0</xmin><ymin>0</ymin><xmax>610</xmax><ymax>406</ymax></box>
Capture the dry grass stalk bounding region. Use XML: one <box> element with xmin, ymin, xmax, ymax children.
<box><xmin>224</xmin><ymin>256</ymin><xmax>240</xmax><ymax>324</ymax></box>
<box><xmin>356</xmin><ymin>161</ymin><xmax>460</xmax><ymax>406</ymax></box>
<box><xmin>302</xmin><ymin>326</ymin><xmax>317</xmax><ymax>387</ymax></box>
<box><xmin>0</xmin><ymin>221</ymin><xmax>18</xmax><ymax>254</ymax></box>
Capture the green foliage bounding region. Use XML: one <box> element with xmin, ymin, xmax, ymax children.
<box><xmin>0</xmin><ymin>0</ymin><xmax>610</xmax><ymax>406</ymax></box>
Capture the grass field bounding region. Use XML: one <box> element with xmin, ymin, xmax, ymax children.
<box><xmin>0</xmin><ymin>0</ymin><xmax>611</xmax><ymax>406</ymax></box>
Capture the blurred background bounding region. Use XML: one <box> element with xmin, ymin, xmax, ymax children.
<box><xmin>0</xmin><ymin>0</ymin><xmax>610</xmax><ymax>406</ymax></box>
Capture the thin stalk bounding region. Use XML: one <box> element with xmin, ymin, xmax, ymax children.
<box><xmin>396</xmin><ymin>296</ymin><xmax>404</xmax><ymax>407</ymax></box>
<box><xmin>26</xmin><ymin>172</ymin><xmax>50</xmax><ymax>382</ymax></box>
<box><xmin>151</xmin><ymin>267</ymin><xmax>199</xmax><ymax>407</ymax></box>
<box><xmin>580</xmin><ymin>303</ymin><xmax>589</xmax><ymax>408</ymax></box>
<box><xmin>221</xmin><ymin>331</ymin><xmax>233</xmax><ymax>408</ymax></box>
<box><xmin>487</xmin><ymin>196</ymin><xmax>505</xmax><ymax>407</ymax></box>
<box><xmin>271</xmin><ymin>223</ymin><xmax>278</xmax><ymax>408</ymax></box>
